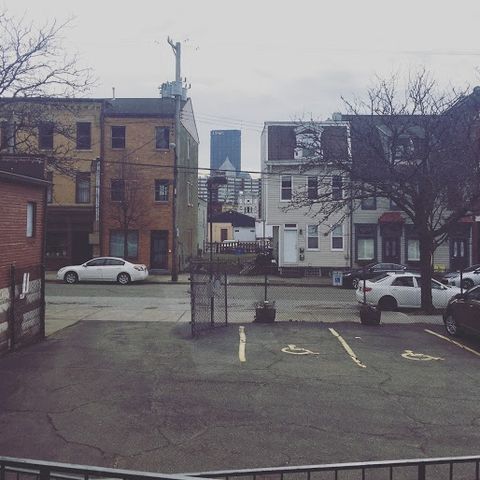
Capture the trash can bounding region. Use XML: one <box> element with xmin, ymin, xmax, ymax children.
<box><xmin>332</xmin><ymin>271</ymin><xmax>343</xmax><ymax>287</ymax></box>
<box><xmin>254</xmin><ymin>301</ymin><xmax>276</xmax><ymax>323</ymax></box>
<box><xmin>359</xmin><ymin>304</ymin><xmax>381</xmax><ymax>325</ymax></box>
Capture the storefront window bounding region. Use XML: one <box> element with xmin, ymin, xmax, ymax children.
<box><xmin>46</xmin><ymin>232</ymin><xmax>68</xmax><ymax>257</ymax></box>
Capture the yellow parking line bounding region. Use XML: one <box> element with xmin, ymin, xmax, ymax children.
<box><xmin>424</xmin><ymin>329</ymin><xmax>480</xmax><ymax>358</ymax></box>
<box><xmin>329</xmin><ymin>328</ymin><xmax>366</xmax><ymax>368</ymax></box>
<box><xmin>238</xmin><ymin>326</ymin><xmax>246</xmax><ymax>363</ymax></box>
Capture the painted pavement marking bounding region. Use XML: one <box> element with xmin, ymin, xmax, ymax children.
<box><xmin>238</xmin><ymin>326</ymin><xmax>246</xmax><ymax>362</ymax></box>
<box><xmin>401</xmin><ymin>349</ymin><xmax>444</xmax><ymax>361</ymax></box>
<box><xmin>328</xmin><ymin>328</ymin><xmax>367</xmax><ymax>368</ymax></box>
<box><xmin>425</xmin><ymin>329</ymin><xmax>480</xmax><ymax>358</ymax></box>
<box><xmin>281</xmin><ymin>344</ymin><xmax>319</xmax><ymax>355</ymax></box>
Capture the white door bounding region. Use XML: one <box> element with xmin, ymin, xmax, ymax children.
<box><xmin>101</xmin><ymin>259</ymin><xmax>125</xmax><ymax>281</ymax></box>
<box><xmin>284</xmin><ymin>229</ymin><xmax>297</xmax><ymax>263</ymax></box>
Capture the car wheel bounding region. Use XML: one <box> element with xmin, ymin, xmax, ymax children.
<box><xmin>117</xmin><ymin>272</ymin><xmax>131</xmax><ymax>285</ymax></box>
<box><xmin>351</xmin><ymin>277</ymin><xmax>360</xmax><ymax>290</ymax></box>
<box><xmin>461</xmin><ymin>278</ymin><xmax>474</xmax><ymax>290</ymax></box>
<box><xmin>444</xmin><ymin>313</ymin><xmax>460</xmax><ymax>336</ymax></box>
<box><xmin>64</xmin><ymin>271</ymin><xmax>78</xmax><ymax>284</ymax></box>
<box><xmin>378</xmin><ymin>296</ymin><xmax>398</xmax><ymax>311</ymax></box>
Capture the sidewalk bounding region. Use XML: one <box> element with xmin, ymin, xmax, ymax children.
<box><xmin>46</xmin><ymin>271</ymin><xmax>334</xmax><ymax>286</ymax></box>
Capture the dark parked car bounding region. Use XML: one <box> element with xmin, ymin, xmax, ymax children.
<box><xmin>443</xmin><ymin>285</ymin><xmax>480</xmax><ymax>337</ymax></box>
<box><xmin>342</xmin><ymin>262</ymin><xmax>409</xmax><ymax>289</ymax></box>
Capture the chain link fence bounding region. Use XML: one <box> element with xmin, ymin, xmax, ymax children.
<box><xmin>189</xmin><ymin>256</ymin><xmax>354</xmax><ymax>336</ymax></box>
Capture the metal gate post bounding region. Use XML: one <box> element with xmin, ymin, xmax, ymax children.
<box><xmin>224</xmin><ymin>272</ymin><xmax>228</xmax><ymax>325</ymax></box>
<box><xmin>40</xmin><ymin>264</ymin><xmax>46</xmax><ymax>339</ymax></box>
<box><xmin>190</xmin><ymin>271</ymin><xmax>195</xmax><ymax>337</ymax></box>
<box><xmin>9</xmin><ymin>265</ymin><xmax>16</xmax><ymax>351</ymax></box>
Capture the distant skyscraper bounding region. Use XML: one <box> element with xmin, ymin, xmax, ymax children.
<box><xmin>210</xmin><ymin>130</ymin><xmax>241</xmax><ymax>172</ymax></box>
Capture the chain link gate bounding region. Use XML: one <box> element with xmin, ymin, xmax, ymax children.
<box><xmin>190</xmin><ymin>261</ymin><xmax>228</xmax><ymax>336</ymax></box>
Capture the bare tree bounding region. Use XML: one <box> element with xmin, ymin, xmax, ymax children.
<box><xmin>292</xmin><ymin>69</ymin><xmax>480</xmax><ymax>311</ymax></box>
<box><xmin>108</xmin><ymin>159</ymin><xmax>148</xmax><ymax>260</ymax></box>
<box><xmin>0</xmin><ymin>10</ymin><xmax>95</xmax><ymax>174</ymax></box>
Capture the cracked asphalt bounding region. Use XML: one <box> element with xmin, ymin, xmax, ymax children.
<box><xmin>1</xmin><ymin>319</ymin><xmax>480</xmax><ymax>474</ymax></box>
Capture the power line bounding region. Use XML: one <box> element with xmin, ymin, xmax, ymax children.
<box><xmin>100</xmin><ymin>157</ymin><xmax>351</xmax><ymax>182</ymax></box>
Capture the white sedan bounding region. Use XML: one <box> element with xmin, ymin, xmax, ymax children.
<box><xmin>57</xmin><ymin>257</ymin><xmax>149</xmax><ymax>285</ymax></box>
<box><xmin>355</xmin><ymin>272</ymin><xmax>461</xmax><ymax>310</ymax></box>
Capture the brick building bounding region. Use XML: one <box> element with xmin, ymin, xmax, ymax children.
<box><xmin>1</xmin><ymin>96</ymin><xmax>199</xmax><ymax>275</ymax></box>
<box><xmin>101</xmin><ymin>98</ymin><xmax>199</xmax><ymax>272</ymax></box>
<box><xmin>0</xmin><ymin>157</ymin><xmax>49</xmax><ymax>354</ymax></box>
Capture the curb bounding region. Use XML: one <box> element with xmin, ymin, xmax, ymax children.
<box><xmin>45</xmin><ymin>279</ymin><xmax>190</xmax><ymax>285</ymax></box>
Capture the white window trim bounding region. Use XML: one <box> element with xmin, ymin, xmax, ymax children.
<box><xmin>331</xmin><ymin>224</ymin><xmax>344</xmax><ymax>251</ymax></box>
<box><xmin>306</xmin><ymin>224</ymin><xmax>320</xmax><ymax>251</ymax></box>
<box><xmin>280</xmin><ymin>175</ymin><xmax>293</xmax><ymax>202</ymax></box>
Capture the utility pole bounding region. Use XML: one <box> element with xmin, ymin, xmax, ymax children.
<box><xmin>168</xmin><ymin>37</ymin><xmax>181</xmax><ymax>282</ymax></box>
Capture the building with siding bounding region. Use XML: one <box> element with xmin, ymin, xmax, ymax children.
<box><xmin>345</xmin><ymin>114</ymin><xmax>473</xmax><ymax>272</ymax></box>
<box><xmin>261</xmin><ymin>121</ymin><xmax>351</xmax><ymax>275</ymax></box>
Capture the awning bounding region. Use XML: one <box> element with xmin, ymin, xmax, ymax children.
<box><xmin>378</xmin><ymin>212</ymin><xmax>405</xmax><ymax>224</ymax></box>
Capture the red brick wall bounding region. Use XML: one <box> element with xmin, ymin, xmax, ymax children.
<box><xmin>101</xmin><ymin>117</ymin><xmax>175</xmax><ymax>270</ymax></box>
<box><xmin>0</xmin><ymin>179</ymin><xmax>46</xmax><ymax>289</ymax></box>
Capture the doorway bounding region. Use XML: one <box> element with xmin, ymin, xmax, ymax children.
<box><xmin>382</xmin><ymin>236</ymin><xmax>401</xmax><ymax>264</ymax></box>
<box><xmin>283</xmin><ymin>227</ymin><xmax>297</xmax><ymax>263</ymax></box>
<box><xmin>150</xmin><ymin>231</ymin><xmax>169</xmax><ymax>270</ymax></box>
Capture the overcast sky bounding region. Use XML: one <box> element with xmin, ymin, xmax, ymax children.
<box><xmin>5</xmin><ymin>0</ymin><xmax>480</xmax><ymax>172</ymax></box>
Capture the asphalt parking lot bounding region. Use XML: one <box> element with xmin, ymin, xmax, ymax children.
<box><xmin>1</xmin><ymin>319</ymin><xmax>480</xmax><ymax>473</ymax></box>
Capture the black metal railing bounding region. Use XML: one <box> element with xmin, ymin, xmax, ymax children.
<box><xmin>0</xmin><ymin>457</ymin><xmax>211</xmax><ymax>480</ymax></box>
<box><xmin>188</xmin><ymin>455</ymin><xmax>480</xmax><ymax>480</ymax></box>
<box><xmin>3</xmin><ymin>455</ymin><xmax>480</xmax><ymax>480</ymax></box>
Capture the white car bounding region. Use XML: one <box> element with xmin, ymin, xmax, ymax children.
<box><xmin>355</xmin><ymin>272</ymin><xmax>461</xmax><ymax>310</ymax></box>
<box><xmin>442</xmin><ymin>264</ymin><xmax>480</xmax><ymax>290</ymax></box>
<box><xmin>57</xmin><ymin>257</ymin><xmax>149</xmax><ymax>285</ymax></box>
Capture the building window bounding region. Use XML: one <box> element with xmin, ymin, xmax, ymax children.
<box><xmin>111</xmin><ymin>179</ymin><xmax>125</xmax><ymax>201</ymax></box>
<box><xmin>307</xmin><ymin>176</ymin><xmax>318</xmax><ymax>199</ymax></box>
<box><xmin>281</xmin><ymin>175</ymin><xmax>292</xmax><ymax>200</ymax></box>
<box><xmin>46</xmin><ymin>232</ymin><xmax>67</xmax><ymax>258</ymax></box>
<box><xmin>154</xmin><ymin>179</ymin><xmax>169</xmax><ymax>202</ymax></box>
<box><xmin>155</xmin><ymin>127</ymin><xmax>170</xmax><ymax>149</ymax></box>
<box><xmin>361</xmin><ymin>195</ymin><xmax>376</xmax><ymax>210</ymax></box>
<box><xmin>46</xmin><ymin>172</ymin><xmax>53</xmax><ymax>203</ymax></box>
<box><xmin>357</xmin><ymin>238</ymin><xmax>374</xmax><ymax>260</ymax></box>
<box><xmin>356</xmin><ymin>224</ymin><xmax>376</xmax><ymax>262</ymax></box>
<box><xmin>1</xmin><ymin>121</ymin><xmax>14</xmax><ymax>150</ymax></box>
<box><xmin>332</xmin><ymin>175</ymin><xmax>343</xmax><ymax>200</ymax></box>
<box><xmin>76</xmin><ymin>122</ymin><xmax>91</xmax><ymax>150</ymax></box>
<box><xmin>331</xmin><ymin>224</ymin><xmax>344</xmax><ymax>250</ymax></box>
<box><xmin>26</xmin><ymin>202</ymin><xmax>36</xmax><ymax>237</ymax></box>
<box><xmin>111</xmin><ymin>126</ymin><xmax>126</xmax><ymax>149</ymax></box>
<box><xmin>307</xmin><ymin>225</ymin><xmax>319</xmax><ymax>249</ymax></box>
<box><xmin>76</xmin><ymin>173</ymin><xmax>91</xmax><ymax>203</ymax></box>
<box><xmin>109</xmin><ymin>230</ymin><xmax>138</xmax><ymax>259</ymax></box>
<box><xmin>38</xmin><ymin>122</ymin><xmax>54</xmax><ymax>150</ymax></box>
<box><xmin>407</xmin><ymin>239</ymin><xmax>420</xmax><ymax>262</ymax></box>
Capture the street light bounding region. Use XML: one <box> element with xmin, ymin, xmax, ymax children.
<box><xmin>207</xmin><ymin>175</ymin><xmax>228</xmax><ymax>262</ymax></box>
